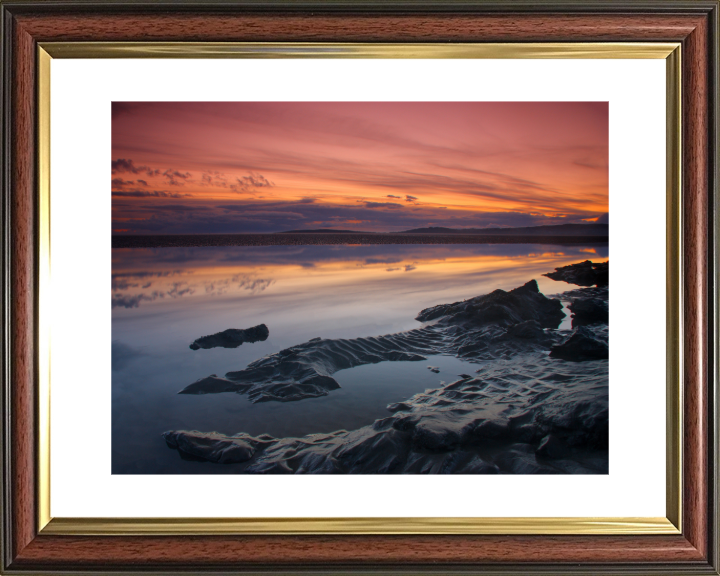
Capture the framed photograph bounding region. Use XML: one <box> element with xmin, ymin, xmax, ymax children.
<box><xmin>1</xmin><ymin>1</ymin><xmax>717</xmax><ymax>574</ymax></box>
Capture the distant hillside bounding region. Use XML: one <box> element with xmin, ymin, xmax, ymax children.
<box><xmin>279</xmin><ymin>228</ymin><xmax>373</xmax><ymax>234</ymax></box>
<box><xmin>399</xmin><ymin>223</ymin><xmax>609</xmax><ymax>236</ymax></box>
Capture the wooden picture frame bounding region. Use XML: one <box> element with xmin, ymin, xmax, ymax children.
<box><xmin>1</xmin><ymin>1</ymin><xmax>717</xmax><ymax>573</ymax></box>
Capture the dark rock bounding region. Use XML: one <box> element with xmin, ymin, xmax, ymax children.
<box><xmin>411</xmin><ymin>420</ymin><xmax>462</xmax><ymax>453</ymax></box>
<box><xmin>333</xmin><ymin>428</ymin><xmax>410</xmax><ymax>473</ymax></box>
<box><xmin>569</xmin><ymin>298</ymin><xmax>608</xmax><ymax>327</ymax></box>
<box><xmin>177</xmin><ymin>282</ymin><xmax>581</xmax><ymax>404</ymax></box>
<box><xmin>247</xmin><ymin>375</ymin><xmax>341</xmax><ymax>403</ymax></box>
<box><xmin>544</xmin><ymin>260</ymin><xmax>608</xmax><ymax>287</ymax></box>
<box><xmin>391</xmin><ymin>414</ymin><xmax>421</xmax><ymax>432</ymax></box>
<box><xmin>164</xmin><ymin>348</ymin><xmax>608</xmax><ymax>473</ymax></box>
<box><xmin>165</xmin><ymin>274</ymin><xmax>608</xmax><ymax>473</ymax></box>
<box><xmin>416</xmin><ymin>279</ymin><xmax>564</xmax><ymax>329</ymax></box>
<box><xmin>502</xmin><ymin>319</ymin><xmax>547</xmax><ymax>340</ymax></box>
<box><xmin>456</xmin><ymin>341</ymin><xmax>488</xmax><ymax>357</ymax></box>
<box><xmin>189</xmin><ymin>324</ymin><xmax>269</xmax><ymax>350</ymax></box>
<box><xmin>459</xmin><ymin>457</ymin><xmax>500</xmax><ymax>474</ymax></box>
<box><xmin>535</xmin><ymin>434</ymin><xmax>567</xmax><ymax>459</ymax></box>
<box><xmin>179</xmin><ymin>375</ymin><xmax>246</xmax><ymax>395</ymax></box>
<box><xmin>495</xmin><ymin>448</ymin><xmax>547</xmax><ymax>474</ymax></box>
<box><xmin>550</xmin><ymin>326</ymin><xmax>609</xmax><ymax>361</ymax></box>
<box><xmin>163</xmin><ymin>430</ymin><xmax>272</xmax><ymax>464</ymax></box>
<box><xmin>432</xmin><ymin>452</ymin><xmax>502</xmax><ymax>474</ymax></box>
<box><xmin>387</xmin><ymin>402</ymin><xmax>412</xmax><ymax>413</ymax></box>
<box><xmin>470</xmin><ymin>419</ymin><xmax>511</xmax><ymax>441</ymax></box>
<box><xmin>438</xmin><ymin>452</ymin><xmax>499</xmax><ymax>474</ymax></box>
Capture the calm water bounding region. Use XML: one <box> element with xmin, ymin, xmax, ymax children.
<box><xmin>111</xmin><ymin>243</ymin><xmax>608</xmax><ymax>474</ymax></box>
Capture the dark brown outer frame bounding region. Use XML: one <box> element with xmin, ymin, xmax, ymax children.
<box><xmin>1</xmin><ymin>2</ymin><xmax>717</xmax><ymax>574</ymax></box>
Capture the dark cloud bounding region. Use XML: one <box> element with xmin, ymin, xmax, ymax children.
<box><xmin>147</xmin><ymin>204</ymin><xmax>209</xmax><ymax>211</ymax></box>
<box><xmin>230</xmin><ymin>172</ymin><xmax>274</xmax><ymax>194</ymax></box>
<box><xmin>163</xmin><ymin>169</ymin><xmax>191</xmax><ymax>186</ymax></box>
<box><xmin>200</xmin><ymin>171</ymin><xmax>229</xmax><ymax>188</ymax></box>
<box><xmin>112</xmin><ymin>158</ymin><xmax>159</xmax><ymax>176</ymax></box>
<box><xmin>112</xmin><ymin>278</ymin><xmax>139</xmax><ymax>290</ymax></box>
<box><xmin>112</xmin><ymin>159</ymin><xmax>138</xmax><ymax>174</ymax></box>
<box><xmin>387</xmin><ymin>195</ymin><xmax>401</xmax><ymax>199</ymax></box>
<box><xmin>112</xmin><ymin>178</ymin><xmax>135</xmax><ymax>189</ymax></box>
<box><xmin>404</xmin><ymin>264</ymin><xmax>417</xmax><ymax>272</ymax></box>
<box><xmin>596</xmin><ymin>213</ymin><xmax>609</xmax><ymax>224</ymax></box>
<box><xmin>218</xmin><ymin>205</ymin><xmax>304</xmax><ymax>219</ymax></box>
<box><xmin>363</xmin><ymin>201</ymin><xmax>403</xmax><ymax>210</ymax></box>
<box><xmin>112</xmin><ymin>159</ymin><xmax>194</xmax><ymax>186</ymax></box>
<box><xmin>111</xmin><ymin>197</ymin><xmax>599</xmax><ymax>235</ymax></box>
<box><xmin>112</xmin><ymin>190</ymin><xmax>188</xmax><ymax>198</ymax></box>
<box><xmin>405</xmin><ymin>195</ymin><xmax>419</xmax><ymax>202</ymax></box>
<box><xmin>365</xmin><ymin>257</ymin><xmax>403</xmax><ymax>265</ymax></box>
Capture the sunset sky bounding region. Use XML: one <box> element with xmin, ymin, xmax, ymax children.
<box><xmin>111</xmin><ymin>102</ymin><xmax>608</xmax><ymax>234</ymax></box>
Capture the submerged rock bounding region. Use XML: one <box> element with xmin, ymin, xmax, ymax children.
<box><xmin>189</xmin><ymin>324</ymin><xmax>269</xmax><ymax>350</ymax></box>
<box><xmin>544</xmin><ymin>260</ymin><xmax>608</xmax><ymax>287</ymax></box>
<box><xmin>550</xmin><ymin>326</ymin><xmax>609</xmax><ymax>361</ymax></box>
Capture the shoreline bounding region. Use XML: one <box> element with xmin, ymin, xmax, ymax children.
<box><xmin>112</xmin><ymin>233</ymin><xmax>609</xmax><ymax>249</ymax></box>
<box><xmin>160</xmin><ymin>262</ymin><xmax>610</xmax><ymax>474</ymax></box>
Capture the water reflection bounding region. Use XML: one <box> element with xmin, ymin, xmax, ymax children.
<box><xmin>112</xmin><ymin>243</ymin><xmax>607</xmax><ymax>474</ymax></box>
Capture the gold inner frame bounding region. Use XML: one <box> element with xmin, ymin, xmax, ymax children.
<box><xmin>36</xmin><ymin>42</ymin><xmax>683</xmax><ymax>536</ymax></box>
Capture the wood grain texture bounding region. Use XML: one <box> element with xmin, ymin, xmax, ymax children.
<box><xmin>10</xmin><ymin>534</ymin><xmax>706</xmax><ymax>567</ymax></box>
<box><xmin>681</xmin><ymin>10</ymin><xmax>710</xmax><ymax>560</ymax></box>
<box><xmin>3</xmin><ymin>5</ymin><xmax>717</xmax><ymax>573</ymax></box>
<box><xmin>13</xmin><ymin>13</ymin><xmax>703</xmax><ymax>42</ymax></box>
<box><xmin>10</xmin><ymin>18</ymin><xmax>37</xmax><ymax>562</ymax></box>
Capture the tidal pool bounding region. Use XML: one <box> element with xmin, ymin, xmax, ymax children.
<box><xmin>112</xmin><ymin>243</ymin><xmax>607</xmax><ymax>474</ymax></box>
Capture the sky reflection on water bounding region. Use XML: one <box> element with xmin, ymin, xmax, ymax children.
<box><xmin>112</xmin><ymin>243</ymin><xmax>607</xmax><ymax>474</ymax></box>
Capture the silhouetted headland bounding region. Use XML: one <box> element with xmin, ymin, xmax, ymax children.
<box><xmin>112</xmin><ymin>224</ymin><xmax>608</xmax><ymax>248</ymax></box>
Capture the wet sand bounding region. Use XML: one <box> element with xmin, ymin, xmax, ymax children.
<box><xmin>163</xmin><ymin>261</ymin><xmax>609</xmax><ymax>474</ymax></box>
